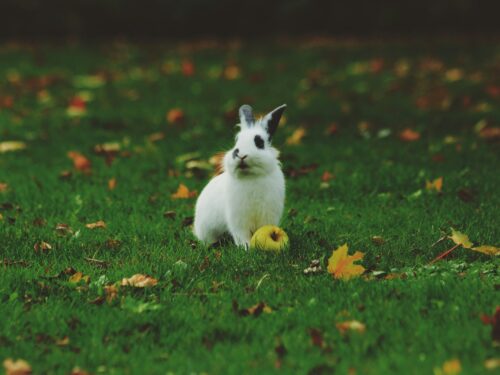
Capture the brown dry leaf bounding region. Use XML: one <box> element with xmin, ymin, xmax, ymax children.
<box><xmin>55</xmin><ymin>336</ymin><xmax>70</xmax><ymax>347</ymax></box>
<box><xmin>108</xmin><ymin>178</ymin><xmax>117</xmax><ymax>190</ymax></box>
<box><xmin>3</xmin><ymin>358</ymin><xmax>32</xmax><ymax>375</ymax></box>
<box><xmin>472</xmin><ymin>245</ymin><xmax>500</xmax><ymax>256</ymax></box>
<box><xmin>33</xmin><ymin>241</ymin><xmax>52</xmax><ymax>253</ymax></box>
<box><xmin>0</xmin><ymin>141</ymin><xmax>27</xmax><ymax>153</ymax></box>
<box><xmin>449</xmin><ymin>228</ymin><xmax>473</xmax><ymax>249</ymax></box>
<box><xmin>104</xmin><ymin>284</ymin><xmax>118</xmax><ymax>303</ymax></box>
<box><xmin>224</xmin><ymin>64</ymin><xmax>241</xmax><ymax>80</ymax></box>
<box><xmin>0</xmin><ymin>182</ymin><xmax>8</xmax><ymax>192</ymax></box>
<box><xmin>148</xmin><ymin>132</ymin><xmax>165</xmax><ymax>142</ymax></box>
<box><xmin>327</xmin><ymin>244</ymin><xmax>365</xmax><ymax>280</ymax></box>
<box><xmin>479</xmin><ymin>127</ymin><xmax>500</xmax><ymax>140</ymax></box>
<box><xmin>426</xmin><ymin>177</ymin><xmax>443</xmax><ymax>192</ymax></box>
<box><xmin>233</xmin><ymin>301</ymin><xmax>272</xmax><ymax>317</ymax></box>
<box><xmin>167</xmin><ymin>108</ymin><xmax>185</xmax><ymax>124</ymax></box>
<box><xmin>321</xmin><ymin>171</ymin><xmax>334</xmax><ymax>182</ymax></box>
<box><xmin>121</xmin><ymin>274</ymin><xmax>158</xmax><ymax>288</ymax></box>
<box><xmin>55</xmin><ymin>223</ymin><xmax>73</xmax><ymax>236</ymax></box>
<box><xmin>71</xmin><ymin>367</ymin><xmax>90</xmax><ymax>375</ymax></box>
<box><xmin>485</xmin><ymin>358</ymin><xmax>500</xmax><ymax>370</ymax></box>
<box><xmin>286</xmin><ymin>127</ymin><xmax>306</xmax><ymax>145</ymax></box>
<box><xmin>336</xmin><ymin>320</ymin><xmax>366</xmax><ymax>334</ymax></box>
<box><xmin>171</xmin><ymin>183</ymin><xmax>197</xmax><ymax>199</ymax></box>
<box><xmin>399</xmin><ymin>128</ymin><xmax>420</xmax><ymax>142</ymax></box>
<box><xmin>85</xmin><ymin>220</ymin><xmax>107</xmax><ymax>229</ymax></box>
<box><xmin>67</xmin><ymin>151</ymin><xmax>91</xmax><ymax>173</ymax></box>
<box><xmin>434</xmin><ymin>359</ymin><xmax>461</xmax><ymax>375</ymax></box>
<box><xmin>309</xmin><ymin>328</ymin><xmax>325</xmax><ymax>348</ymax></box>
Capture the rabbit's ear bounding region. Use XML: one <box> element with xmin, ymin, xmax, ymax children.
<box><xmin>239</xmin><ymin>104</ymin><xmax>255</xmax><ymax>128</ymax></box>
<box><xmin>261</xmin><ymin>104</ymin><xmax>286</xmax><ymax>138</ymax></box>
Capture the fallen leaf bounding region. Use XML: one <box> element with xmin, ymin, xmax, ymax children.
<box><xmin>0</xmin><ymin>182</ymin><xmax>8</xmax><ymax>192</ymax></box>
<box><xmin>336</xmin><ymin>320</ymin><xmax>366</xmax><ymax>334</ymax></box>
<box><xmin>327</xmin><ymin>244</ymin><xmax>365</xmax><ymax>280</ymax></box>
<box><xmin>371</xmin><ymin>236</ymin><xmax>384</xmax><ymax>245</ymax></box>
<box><xmin>55</xmin><ymin>336</ymin><xmax>70</xmax><ymax>346</ymax></box>
<box><xmin>472</xmin><ymin>245</ymin><xmax>500</xmax><ymax>256</ymax></box>
<box><xmin>286</xmin><ymin>127</ymin><xmax>306</xmax><ymax>145</ymax></box>
<box><xmin>171</xmin><ymin>183</ymin><xmax>197</xmax><ymax>199</ymax></box>
<box><xmin>85</xmin><ymin>220</ymin><xmax>106</xmax><ymax>229</ymax></box>
<box><xmin>67</xmin><ymin>151</ymin><xmax>91</xmax><ymax>173</ymax></box>
<box><xmin>148</xmin><ymin>132</ymin><xmax>165</xmax><ymax>142</ymax></box>
<box><xmin>324</xmin><ymin>123</ymin><xmax>338</xmax><ymax>135</ymax></box>
<box><xmin>108</xmin><ymin>178</ymin><xmax>117</xmax><ymax>190</ymax></box>
<box><xmin>33</xmin><ymin>241</ymin><xmax>52</xmax><ymax>253</ymax></box>
<box><xmin>0</xmin><ymin>141</ymin><xmax>27</xmax><ymax>153</ymax></box>
<box><xmin>485</xmin><ymin>358</ymin><xmax>500</xmax><ymax>370</ymax></box>
<box><xmin>426</xmin><ymin>177</ymin><xmax>443</xmax><ymax>192</ymax></box>
<box><xmin>121</xmin><ymin>274</ymin><xmax>158</xmax><ymax>288</ymax></box>
<box><xmin>71</xmin><ymin>367</ymin><xmax>90</xmax><ymax>375</ymax></box>
<box><xmin>232</xmin><ymin>301</ymin><xmax>272</xmax><ymax>317</ymax></box>
<box><xmin>445</xmin><ymin>68</ymin><xmax>464</xmax><ymax>82</ymax></box>
<box><xmin>224</xmin><ymin>64</ymin><xmax>241</xmax><ymax>80</ymax></box>
<box><xmin>104</xmin><ymin>284</ymin><xmax>118</xmax><ymax>303</ymax></box>
<box><xmin>181</xmin><ymin>59</ymin><xmax>195</xmax><ymax>76</ymax></box>
<box><xmin>481</xmin><ymin>306</ymin><xmax>500</xmax><ymax>343</ymax></box>
<box><xmin>66</xmin><ymin>96</ymin><xmax>87</xmax><ymax>117</ymax></box>
<box><xmin>55</xmin><ymin>223</ymin><xmax>74</xmax><ymax>236</ymax></box>
<box><xmin>309</xmin><ymin>328</ymin><xmax>325</xmax><ymax>348</ymax></box>
<box><xmin>167</xmin><ymin>108</ymin><xmax>185</xmax><ymax>124</ymax></box>
<box><xmin>449</xmin><ymin>228</ymin><xmax>473</xmax><ymax>249</ymax></box>
<box><xmin>399</xmin><ymin>128</ymin><xmax>420</xmax><ymax>142</ymax></box>
<box><xmin>3</xmin><ymin>358</ymin><xmax>32</xmax><ymax>375</ymax></box>
<box><xmin>434</xmin><ymin>359</ymin><xmax>461</xmax><ymax>375</ymax></box>
<box><xmin>479</xmin><ymin>127</ymin><xmax>500</xmax><ymax>140</ymax></box>
<box><xmin>321</xmin><ymin>171</ymin><xmax>334</xmax><ymax>182</ymax></box>
<box><xmin>69</xmin><ymin>272</ymin><xmax>90</xmax><ymax>284</ymax></box>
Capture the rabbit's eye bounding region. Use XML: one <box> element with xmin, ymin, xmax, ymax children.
<box><xmin>254</xmin><ymin>135</ymin><xmax>264</xmax><ymax>149</ymax></box>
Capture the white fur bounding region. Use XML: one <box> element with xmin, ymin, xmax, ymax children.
<box><xmin>193</xmin><ymin>105</ymin><xmax>286</xmax><ymax>248</ymax></box>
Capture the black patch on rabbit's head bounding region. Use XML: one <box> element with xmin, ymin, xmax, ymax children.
<box><xmin>254</xmin><ymin>135</ymin><xmax>264</xmax><ymax>149</ymax></box>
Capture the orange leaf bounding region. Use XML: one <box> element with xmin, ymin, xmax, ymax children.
<box><xmin>167</xmin><ymin>108</ymin><xmax>185</xmax><ymax>124</ymax></box>
<box><xmin>67</xmin><ymin>151</ymin><xmax>91</xmax><ymax>173</ymax></box>
<box><xmin>108</xmin><ymin>178</ymin><xmax>117</xmax><ymax>190</ymax></box>
<box><xmin>327</xmin><ymin>244</ymin><xmax>365</xmax><ymax>280</ymax></box>
<box><xmin>0</xmin><ymin>182</ymin><xmax>8</xmax><ymax>192</ymax></box>
<box><xmin>85</xmin><ymin>220</ymin><xmax>106</xmax><ymax>229</ymax></box>
<box><xmin>181</xmin><ymin>59</ymin><xmax>195</xmax><ymax>76</ymax></box>
<box><xmin>336</xmin><ymin>320</ymin><xmax>366</xmax><ymax>334</ymax></box>
<box><xmin>399</xmin><ymin>128</ymin><xmax>420</xmax><ymax>142</ymax></box>
<box><xmin>426</xmin><ymin>177</ymin><xmax>443</xmax><ymax>192</ymax></box>
<box><xmin>171</xmin><ymin>183</ymin><xmax>197</xmax><ymax>199</ymax></box>
<box><xmin>67</xmin><ymin>96</ymin><xmax>87</xmax><ymax>117</ymax></box>
<box><xmin>286</xmin><ymin>127</ymin><xmax>306</xmax><ymax>145</ymax></box>
<box><xmin>121</xmin><ymin>274</ymin><xmax>158</xmax><ymax>288</ymax></box>
<box><xmin>321</xmin><ymin>171</ymin><xmax>334</xmax><ymax>182</ymax></box>
<box><xmin>3</xmin><ymin>358</ymin><xmax>32</xmax><ymax>375</ymax></box>
<box><xmin>434</xmin><ymin>359</ymin><xmax>461</xmax><ymax>375</ymax></box>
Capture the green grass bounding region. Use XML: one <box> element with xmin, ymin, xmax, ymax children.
<box><xmin>0</xmin><ymin>39</ymin><xmax>499</xmax><ymax>374</ymax></box>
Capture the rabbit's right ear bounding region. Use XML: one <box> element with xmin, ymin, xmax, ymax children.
<box><xmin>239</xmin><ymin>104</ymin><xmax>255</xmax><ymax>128</ymax></box>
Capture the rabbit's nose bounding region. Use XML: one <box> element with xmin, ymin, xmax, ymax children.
<box><xmin>239</xmin><ymin>154</ymin><xmax>248</xmax><ymax>161</ymax></box>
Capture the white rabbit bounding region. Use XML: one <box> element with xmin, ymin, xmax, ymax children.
<box><xmin>194</xmin><ymin>104</ymin><xmax>287</xmax><ymax>248</ymax></box>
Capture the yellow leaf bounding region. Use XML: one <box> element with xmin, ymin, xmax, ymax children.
<box><xmin>434</xmin><ymin>359</ymin><xmax>461</xmax><ymax>375</ymax></box>
<box><xmin>85</xmin><ymin>220</ymin><xmax>107</xmax><ymax>229</ymax></box>
<box><xmin>68</xmin><ymin>272</ymin><xmax>90</xmax><ymax>284</ymax></box>
<box><xmin>171</xmin><ymin>183</ymin><xmax>197</xmax><ymax>199</ymax></box>
<box><xmin>327</xmin><ymin>244</ymin><xmax>365</xmax><ymax>280</ymax></box>
<box><xmin>121</xmin><ymin>274</ymin><xmax>158</xmax><ymax>288</ymax></box>
<box><xmin>485</xmin><ymin>358</ymin><xmax>500</xmax><ymax>370</ymax></box>
<box><xmin>472</xmin><ymin>245</ymin><xmax>500</xmax><ymax>256</ymax></box>
<box><xmin>286</xmin><ymin>127</ymin><xmax>306</xmax><ymax>145</ymax></box>
<box><xmin>426</xmin><ymin>177</ymin><xmax>443</xmax><ymax>192</ymax></box>
<box><xmin>3</xmin><ymin>358</ymin><xmax>32</xmax><ymax>375</ymax></box>
<box><xmin>0</xmin><ymin>141</ymin><xmax>27</xmax><ymax>153</ymax></box>
<box><xmin>450</xmin><ymin>228</ymin><xmax>473</xmax><ymax>249</ymax></box>
<box><xmin>336</xmin><ymin>320</ymin><xmax>366</xmax><ymax>334</ymax></box>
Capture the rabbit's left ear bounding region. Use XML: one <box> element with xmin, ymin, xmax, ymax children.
<box><xmin>261</xmin><ymin>104</ymin><xmax>286</xmax><ymax>138</ymax></box>
<box><xmin>239</xmin><ymin>104</ymin><xmax>255</xmax><ymax>128</ymax></box>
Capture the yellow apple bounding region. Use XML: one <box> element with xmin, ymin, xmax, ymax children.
<box><xmin>250</xmin><ymin>225</ymin><xmax>289</xmax><ymax>252</ymax></box>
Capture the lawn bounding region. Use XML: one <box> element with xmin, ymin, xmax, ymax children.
<box><xmin>0</xmin><ymin>39</ymin><xmax>499</xmax><ymax>375</ymax></box>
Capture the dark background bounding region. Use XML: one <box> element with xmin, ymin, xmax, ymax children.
<box><xmin>0</xmin><ymin>0</ymin><xmax>499</xmax><ymax>39</ymax></box>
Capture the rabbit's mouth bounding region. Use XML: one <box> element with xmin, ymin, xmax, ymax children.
<box><xmin>237</xmin><ymin>161</ymin><xmax>249</xmax><ymax>171</ymax></box>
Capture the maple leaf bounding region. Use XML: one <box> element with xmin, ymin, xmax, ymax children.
<box><xmin>166</xmin><ymin>108</ymin><xmax>185</xmax><ymax>124</ymax></box>
<box><xmin>3</xmin><ymin>358</ymin><xmax>32</xmax><ymax>375</ymax></box>
<box><xmin>399</xmin><ymin>128</ymin><xmax>420</xmax><ymax>142</ymax></box>
<box><xmin>449</xmin><ymin>228</ymin><xmax>473</xmax><ymax>249</ymax></box>
<box><xmin>472</xmin><ymin>245</ymin><xmax>499</xmax><ymax>256</ymax></box>
<box><xmin>336</xmin><ymin>320</ymin><xmax>366</xmax><ymax>334</ymax></box>
<box><xmin>286</xmin><ymin>127</ymin><xmax>306</xmax><ymax>145</ymax></box>
<box><xmin>67</xmin><ymin>151</ymin><xmax>91</xmax><ymax>173</ymax></box>
<box><xmin>327</xmin><ymin>244</ymin><xmax>365</xmax><ymax>280</ymax></box>
<box><xmin>121</xmin><ymin>274</ymin><xmax>158</xmax><ymax>288</ymax></box>
<box><xmin>0</xmin><ymin>141</ymin><xmax>27</xmax><ymax>153</ymax></box>
<box><xmin>85</xmin><ymin>220</ymin><xmax>106</xmax><ymax>229</ymax></box>
<box><xmin>426</xmin><ymin>177</ymin><xmax>443</xmax><ymax>192</ymax></box>
<box><xmin>434</xmin><ymin>359</ymin><xmax>461</xmax><ymax>375</ymax></box>
<box><xmin>171</xmin><ymin>183</ymin><xmax>197</xmax><ymax>199</ymax></box>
